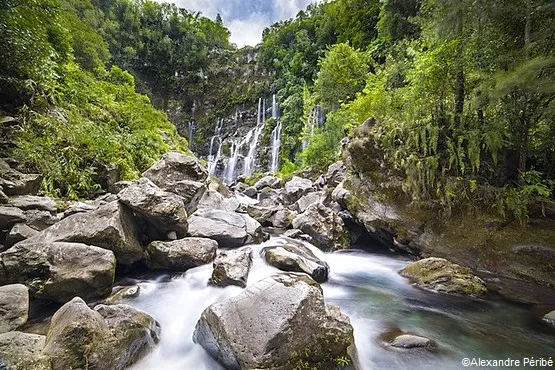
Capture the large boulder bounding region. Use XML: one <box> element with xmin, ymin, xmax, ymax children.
<box><xmin>5</xmin><ymin>223</ymin><xmax>39</xmax><ymax>248</ymax></box>
<box><xmin>268</xmin><ymin>209</ymin><xmax>296</xmax><ymax>229</ymax></box>
<box><xmin>21</xmin><ymin>209</ymin><xmax>60</xmax><ymax>231</ymax></box>
<box><xmin>209</xmin><ymin>248</ymin><xmax>253</xmax><ymax>288</ymax></box>
<box><xmin>400</xmin><ymin>257</ymin><xmax>487</xmax><ymax>297</ymax></box>
<box><xmin>196</xmin><ymin>189</ymin><xmax>240</xmax><ymax>212</ymax></box>
<box><xmin>194</xmin><ymin>273</ymin><xmax>355</xmax><ymax>370</ymax></box>
<box><xmin>324</xmin><ymin>161</ymin><xmax>346</xmax><ymax>187</ymax></box>
<box><xmin>0</xmin><ymin>284</ymin><xmax>29</xmax><ymax>333</ymax></box>
<box><xmin>292</xmin><ymin>202</ymin><xmax>344</xmax><ymax>251</ymax></box>
<box><xmin>246</xmin><ymin>204</ymin><xmax>280</xmax><ymax>226</ymax></box>
<box><xmin>8</xmin><ymin>196</ymin><xmax>57</xmax><ymax>212</ymax></box>
<box><xmin>254</xmin><ymin>175</ymin><xmax>280</xmax><ymax>190</ymax></box>
<box><xmin>22</xmin><ymin>201</ymin><xmax>143</xmax><ymax>265</ymax></box>
<box><xmin>542</xmin><ymin>310</ymin><xmax>555</xmax><ymax>328</ymax></box>
<box><xmin>263</xmin><ymin>243</ymin><xmax>329</xmax><ymax>283</ymax></box>
<box><xmin>147</xmin><ymin>238</ymin><xmax>217</xmax><ymax>271</ymax></box>
<box><xmin>188</xmin><ymin>209</ymin><xmax>266</xmax><ymax>248</ymax></box>
<box><xmin>284</xmin><ymin>176</ymin><xmax>313</xmax><ymax>204</ymax></box>
<box><xmin>0</xmin><ymin>331</ymin><xmax>48</xmax><ymax>370</ymax></box>
<box><xmin>118</xmin><ymin>178</ymin><xmax>188</xmax><ymax>240</ymax></box>
<box><xmin>294</xmin><ymin>191</ymin><xmax>325</xmax><ymax>214</ymax></box>
<box><xmin>42</xmin><ymin>297</ymin><xmax>160</xmax><ymax>370</ymax></box>
<box><xmin>0</xmin><ymin>206</ymin><xmax>25</xmax><ymax>230</ymax></box>
<box><xmin>142</xmin><ymin>152</ymin><xmax>207</xmax><ymax>212</ymax></box>
<box><xmin>0</xmin><ymin>242</ymin><xmax>116</xmax><ymax>303</ymax></box>
<box><xmin>0</xmin><ymin>160</ymin><xmax>42</xmax><ymax>196</ymax></box>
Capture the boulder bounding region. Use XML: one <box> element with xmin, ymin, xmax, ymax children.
<box><xmin>8</xmin><ymin>196</ymin><xmax>57</xmax><ymax>212</ymax></box>
<box><xmin>42</xmin><ymin>297</ymin><xmax>160</xmax><ymax>370</ymax></box>
<box><xmin>283</xmin><ymin>229</ymin><xmax>313</xmax><ymax>243</ymax></box>
<box><xmin>0</xmin><ymin>284</ymin><xmax>29</xmax><ymax>333</ymax></box>
<box><xmin>292</xmin><ymin>202</ymin><xmax>344</xmax><ymax>251</ymax></box>
<box><xmin>284</xmin><ymin>176</ymin><xmax>313</xmax><ymax>204</ymax></box>
<box><xmin>23</xmin><ymin>201</ymin><xmax>143</xmax><ymax>265</ymax></box>
<box><xmin>324</xmin><ymin>161</ymin><xmax>346</xmax><ymax>187</ymax></box>
<box><xmin>109</xmin><ymin>180</ymin><xmax>132</xmax><ymax>194</ymax></box>
<box><xmin>243</xmin><ymin>186</ymin><xmax>258</xmax><ymax>198</ymax></box>
<box><xmin>332</xmin><ymin>181</ymin><xmax>350</xmax><ymax>210</ymax></box>
<box><xmin>254</xmin><ymin>175</ymin><xmax>280</xmax><ymax>190</ymax></box>
<box><xmin>22</xmin><ymin>209</ymin><xmax>60</xmax><ymax>231</ymax></box>
<box><xmin>209</xmin><ymin>248</ymin><xmax>253</xmax><ymax>288</ymax></box>
<box><xmin>0</xmin><ymin>160</ymin><xmax>42</xmax><ymax>196</ymax></box>
<box><xmin>61</xmin><ymin>201</ymin><xmax>98</xmax><ymax>218</ymax></box>
<box><xmin>104</xmin><ymin>286</ymin><xmax>140</xmax><ymax>305</ymax></box>
<box><xmin>263</xmin><ymin>243</ymin><xmax>329</xmax><ymax>283</ymax></box>
<box><xmin>118</xmin><ymin>178</ymin><xmax>188</xmax><ymax>239</ymax></box>
<box><xmin>5</xmin><ymin>223</ymin><xmax>39</xmax><ymax>248</ymax></box>
<box><xmin>0</xmin><ymin>331</ymin><xmax>48</xmax><ymax>370</ymax></box>
<box><xmin>258</xmin><ymin>187</ymin><xmax>283</xmax><ymax>205</ymax></box>
<box><xmin>194</xmin><ymin>273</ymin><xmax>354</xmax><ymax>370</ymax></box>
<box><xmin>268</xmin><ymin>209</ymin><xmax>296</xmax><ymax>229</ymax></box>
<box><xmin>400</xmin><ymin>257</ymin><xmax>487</xmax><ymax>297</ymax></box>
<box><xmin>294</xmin><ymin>191</ymin><xmax>325</xmax><ymax>213</ymax></box>
<box><xmin>188</xmin><ymin>209</ymin><xmax>266</xmax><ymax>248</ymax></box>
<box><xmin>0</xmin><ymin>206</ymin><xmax>25</xmax><ymax>230</ymax></box>
<box><xmin>246</xmin><ymin>204</ymin><xmax>280</xmax><ymax>226</ymax></box>
<box><xmin>542</xmin><ymin>310</ymin><xmax>555</xmax><ymax>328</ymax></box>
<box><xmin>0</xmin><ymin>242</ymin><xmax>116</xmax><ymax>303</ymax></box>
<box><xmin>196</xmin><ymin>189</ymin><xmax>240</xmax><ymax>212</ymax></box>
<box><xmin>391</xmin><ymin>334</ymin><xmax>435</xmax><ymax>349</ymax></box>
<box><xmin>147</xmin><ymin>238</ymin><xmax>217</xmax><ymax>271</ymax></box>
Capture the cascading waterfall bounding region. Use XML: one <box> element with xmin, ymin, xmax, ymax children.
<box><xmin>243</xmin><ymin>97</ymin><xmax>265</xmax><ymax>178</ymax></box>
<box><xmin>207</xmin><ymin>119</ymin><xmax>223</xmax><ymax>175</ymax></box>
<box><xmin>302</xmin><ymin>104</ymin><xmax>323</xmax><ymax>150</ymax></box>
<box><xmin>188</xmin><ymin>121</ymin><xmax>195</xmax><ymax>148</ymax></box>
<box><xmin>270</xmin><ymin>94</ymin><xmax>281</xmax><ymax>173</ymax></box>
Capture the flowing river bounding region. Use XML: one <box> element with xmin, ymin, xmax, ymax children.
<box><xmin>127</xmin><ymin>236</ymin><xmax>555</xmax><ymax>370</ymax></box>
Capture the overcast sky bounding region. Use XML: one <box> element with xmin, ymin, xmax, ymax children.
<box><xmin>156</xmin><ymin>0</ymin><xmax>319</xmax><ymax>47</ymax></box>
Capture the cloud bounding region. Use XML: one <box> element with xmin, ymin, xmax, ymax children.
<box><xmin>153</xmin><ymin>0</ymin><xmax>320</xmax><ymax>47</ymax></box>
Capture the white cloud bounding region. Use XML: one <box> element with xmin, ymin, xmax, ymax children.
<box><xmin>153</xmin><ymin>0</ymin><xmax>322</xmax><ymax>47</ymax></box>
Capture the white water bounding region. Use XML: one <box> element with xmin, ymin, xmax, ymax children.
<box><xmin>187</xmin><ymin>121</ymin><xmax>195</xmax><ymax>149</ymax></box>
<box><xmin>126</xmin><ymin>236</ymin><xmax>555</xmax><ymax>370</ymax></box>
<box><xmin>302</xmin><ymin>105</ymin><xmax>324</xmax><ymax>150</ymax></box>
<box><xmin>270</xmin><ymin>94</ymin><xmax>281</xmax><ymax>173</ymax></box>
<box><xmin>207</xmin><ymin>119</ymin><xmax>223</xmax><ymax>176</ymax></box>
<box><xmin>243</xmin><ymin>98</ymin><xmax>265</xmax><ymax>178</ymax></box>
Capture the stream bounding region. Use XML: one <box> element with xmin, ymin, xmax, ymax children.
<box><xmin>127</xmin><ymin>236</ymin><xmax>555</xmax><ymax>370</ymax></box>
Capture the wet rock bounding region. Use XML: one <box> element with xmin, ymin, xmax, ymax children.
<box><xmin>284</xmin><ymin>176</ymin><xmax>313</xmax><ymax>204</ymax></box>
<box><xmin>0</xmin><ymin>284</ymin><xmax>28</xmax><ymax>333</ymax></box>
<box><xmin>194</xmin><ymin>273</ymin><xmax>354</xmax><ymax>370</ymax></box>
<box><xmin>0</xmin><ymin>206</ymin><xmax>25</xmax><ymax>230</ymax></box>
<box><xmin>0</xmin><ymin>242</ymin><xmax>116</xmax><ymax>303</ymax></box>
<box><xmin>294</xmin><ymin>191</ymin><xmax>325</xmax><ymax>213</ymax></box>
<box><xmin>391</xmin><ymin>334</ymin><xmax>435</xmax><ymax>349</ymax></box>
<box><xmin>8</xmin><ymin>195</ymin><xmax>57</xmax><ymax>212</ymax></box>
<box><xmin>118</xmin><ymin>177</ymin><xmax>188</xmax><ymax>240</ymax></box>
<box><xmin>5</xmin><ymin>223</ymin><xmax>39</xmax><ymax>248</ymax></box>
<box><xmin>147</xmin><ymin>238</ymin><xmax>217</xmax><ymax>271</ymax></box>
<box><xmin>42</xmin><ymin>297</ymin><xmax>160</xmax><ymax>370</ymax></box>
<box><xmin>0</xmin><ymin>160</ymin><xmax>42</xmax><ymax>196</ymax></box>
<box><xmin>104</xmin><ymin>286</ymin><xmax>141</xmax><ymax>305</ymax></box>
<box><xmin>268</xmin><ymin>209</ymin><xmax>296</xmax><ymax>229</ymax></box>
<box><xmin>263</xmin><ymin>243</ymin><xmax>329</xmax><ymax>283</ymax></box>
<box><xmin>400</xmin><ymin>257</ymin><xmax>487</xmax><ymax>297</ymax></box>
<box><xmin>188</xmin><ymin>209</ymin><xmax>266</xmax><ymax>248</ymax></box>
<box><xmin>0</xmin><ymin>331</ymin><xmax>48</xmax><ymax>370</ymax></box>
<box><xmin>22</xmin><ymin>201</ymin><xmax>143</xmax><ymax>265</ymax></box>
<box><xmin>209</xmin><ymin>248</ymin><xmax>253</xmax><ymax>288</ymax></box>
<box><xmin>243</xmin><ymin>186</ymin><xmax>258</xmax><ymax>198</ymax></box>
<box><xmin>292</xmin><ymin>202</ymin><xmax>344</xmax><ymax>251</ymax></box>
<box><xmin>254</xmin><ymin>175</ymin><xmax>280</xmax><ymax>190</ymax></box>
<box><xmin>542</xmin><ymin>310</ymin><xmax>555</xmax><ymax>328</ymax></box>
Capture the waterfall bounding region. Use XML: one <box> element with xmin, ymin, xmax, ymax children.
<box><xmin>207</xmin><ymin>119</ymin><xmax>223</xmax><ymax>176</ymax></box>
<box><xmin>243</xmin><ymin>98</ymin><xmax>265</xmax><ymax>178</ymax></box>
<box><xmin>188</xmin><ymin>121</ymin><xmax>195</xmax><ymax>148</ymax></box>
<box><xmin>302</xmin><ymin>105</ymin><xmax>323</xmax><ymax>150</ymax></box>
<box><xmin>270</xmin><ymin>94</ymin><xmax>281</xmax><ymax>173</ymax></box>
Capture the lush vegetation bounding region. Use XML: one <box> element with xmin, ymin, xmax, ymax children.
<box><xmin>259</xmin><ymin>0</ymin><xmax>555</xmax><ymax>221</ymax></box>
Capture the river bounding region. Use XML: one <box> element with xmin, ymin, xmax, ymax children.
<box><xmin>128</xmin><ymin>236</ymin><xmax>555</xmax><ymax>369</ymax></box>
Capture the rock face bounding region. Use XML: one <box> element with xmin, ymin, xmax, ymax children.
<box><xmin>0</xmin><ymin>284</ymin><xmax>29</xmax><ymax>333</ymax></box>
<box><xmin>209</xmin><ymin>248</ymin><xmax>253</xmax><ymax>288</ymax></box>
<box><xmin>0</xmin><ymin>331</ymin><xmax>48</xmax><ymax>370</ymax></box>
<box><xmin>147</xmin><ymin>238</ymin><xmax>217</xmax><ymax>271</ymax></box>
<box><xmin>8</xmin><ymin>195</ymin><xmax>57</xmax><ymax>212</ymax></box>
<box><xmin>5</xmin><ymin>222</ymin><xmax>38</xmax><ymax>248</ymax></box>
<box><xmin>0</xmin><ymin>160</ymin><xmax>42</xmax><ymax>196</ymax></box>
<box><xmin>42</xmin><ymin>297</ymin><xmax>160</xmax><ymax>370</ymax></box>
<box><xmin>0</xmin><ymin>206</ymin><xmax>25</xmax><ymax>230</ymax></box>
<box><xmin>284</xmin><ymin>176</ymin><xmax>313</xmax><ymax>204</ymax></box>
<box><xmin>400</xmin><ymin>257</ymin><xmax>487</xmax><ymax>297</ymax></box>
<box><xmin>263</xmin><ymin>243</ymin><xmax>329</xmax><ymax>283</ymax></box>
<box><xmin>254</xmin><ymin>175</ymin><xmax>280</xmax><ymax>190</ymax></box>
<box><xmin>188</xmin><ymin>209</ymin><xmax>265</xmax><ymax>247</ymax></box>
<box><xmin>104</xmin><ymin>286</ymin><xmax>140</xmax><ymax>305</ymax></box>
<box><xmin>142</xmin><ymin>151</ymin><xmax>207</xmax><ymax>212</ymax></box>
<box><xmin>292</xmin><ymin>202</ymin><xmax>344</xmax><ymax>251</ymax></box>
<box><xmin>118</xmin><ymin>177</ymin><xmax>188</xmax><ymax>239</ymax></box>
<box><xmin>22</xmin><ymin>201</ymin><xmax>143</xmax><ymax>265</ymax></box>
<box><xmin>295</xmin><ymin>191</ymin><xmax>325</xmax><ymax>214</ymax></box>
<box><xmin>0</xmin><ymin>242</ymin><xmax>116</xmax><ymax>303</ymax></box>
<box><xmin>543</xmin><ymin>310</ymin><xmax>555</xmax><ymax>328</ymax></box>
<box><xmin>194</xmin><ymin>273</ymin><xmax>354</xmax><ymax>370</ymax></box>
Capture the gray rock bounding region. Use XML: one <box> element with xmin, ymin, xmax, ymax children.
<box><xmin>0</xmin><ymin>206</ymin><xmax>25</xmax><ymax>230</ymax></box>
<box><xmin>263</xmin><ymin>243</ymin><xmax>329</xmax><ymax>283</ymax></box>
<box><xmin>0</xmin><ymin>160</ymin><xmax>42</xmax><ymax>196</ymax></box>
<box><xmin>5</xmin><ymin>223</ymin><xmax>38</xmax><ymax>248</ymax></box>
<box><xmin>254</xmin><ymin>175</ymin><xmax>280</xmax><ymax>190</ymax></box>
<box><xmin>22</xmin><ymin>209</ymin><xmax>60</xmax><ymax>231</ymax></box>
<box><xmin>284</xmin><ymin>176</ymin><xmax>313</xmax><ymax>204</ymax></box>
<box><xmin>23</xmin><ymin>201</ymin><xmax>143</xmax><ymax>265</ymax></box>
<box><xmin>170</xmin><ymin>180</ymin><xmax>207</xmax><ymax>214</ymax></box>
<box><xmin>283</xmin><ymin>229</ymin><xmax>314</xmax><ymax>243</ymax></box>
<box><xmin>0</xmin><ymin>331</ymin><xmax>48</xmax><ymax>370</ymax></box>
<box><xmin>400</xmin><ymin>257</ymin><xmax>487</xmax><ymax>297</ymax></box>
<box><xmin>390</xmin><ymin>334</ymin><xmax>435</xmax><ymax>349</ymax></box>
<box><xmin>61</xmin><ymin>201</ymin><xmax>98</xmax><ymax>218</ymax></box>
<box><xmin>104</xmin><ymin>286</ymin><xmax>141</xmax><ymax>305</ymax></box>
<box><xmin>332</xmin><ymin>181</ymin><xmax>350</xmax><ymax>210</ymax></box>
<box><xmin>294</xmin><ymin>191</ymin><xmax>324</xmax><ymax>213</ymax></box>
<box><xmin>246</xmin><ymin>204</ymin><xmax>280</xmax><ymax>226</ymax></box>
<box><xmin>43</xmin><ymin>297</ymin><xmax>160</xmax><ymax>370</ymax></box>
<box><xmin>231</xmin><ymin>182</ymin><xmax>249</xmax><ymax>193</ymax></box>
<box><xmin>197</xmin><ymin>189</ymin><xmax>240</xmax><ymax>212</ymax></box>
<box><xmin>8</xmin><ymin>195</ymin><xmax>57</xmax><ymax>212</ymax></box>
<box><xmin>0</xmin><ymin>284</ymin><xmax>29</xmax><ymax>333</ymax></box>
<box><xmin>118</xmin><ymin>177</ymin><xmax>188</xmax><ymax>239</ymax></box>
<box><xmin>325</xmin><ymin>161</ymin><xmax>346</xmax><ymax>187</ymax></box>
<box><xmin>292</xmin><ymin>202</ymin><xmax>344</xmax><ymax>250</ymax></box>
<box><xmin>194</xmin><ymin>273</ymin><xmax>354</xmax><ymax>370</ymax></box>
<box><xmin>209</xmin><ymin>248</ymin><xmax>253</xmax><ymax>288</ymax></box>
<box><xmin>147</xmin><ymin>238</ymin><xmax>217</xmax><ymax>271</ymax></box>
<box><xmin>0</xmin><ymin>188</ymin><xmax>7</xmax><ymax>204</ymax></box>
<box><xmin>258</xmin><ymin>187</ymin><xmax>283</xmax><ymax>205</ymax></box>
<box><xmin>0</xmin><ymin>242</ymin><xmax>116</xmax><ymax>303</ymax></box>
<box><xmin>109</xmin><ymin>180</ymin><xmax>132</xmax><ymax>194</ymax></box>
<box><xmin>188</xmin><ymin>209</ymin><xmax>265</xmax><ymax>248</ymax></box>
<box><xmin>542</xmin><ymin>310</ymin><xmax>555</xmax><ymax>328</ymax></box>
<box><xmin>268</xmin><ymin>209</ymin><xmax>296</xmax><ymax>229</ymax></box>
<box><xmin>243</xmin><ymin>186</ymin><xmax>258</xmax><ymax>198</ymax></box>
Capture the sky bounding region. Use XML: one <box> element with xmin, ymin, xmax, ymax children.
<box><xmin>156</xmin><ymin>0</ymin><xmax>319</xmax><ymax>47</ymax></box>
